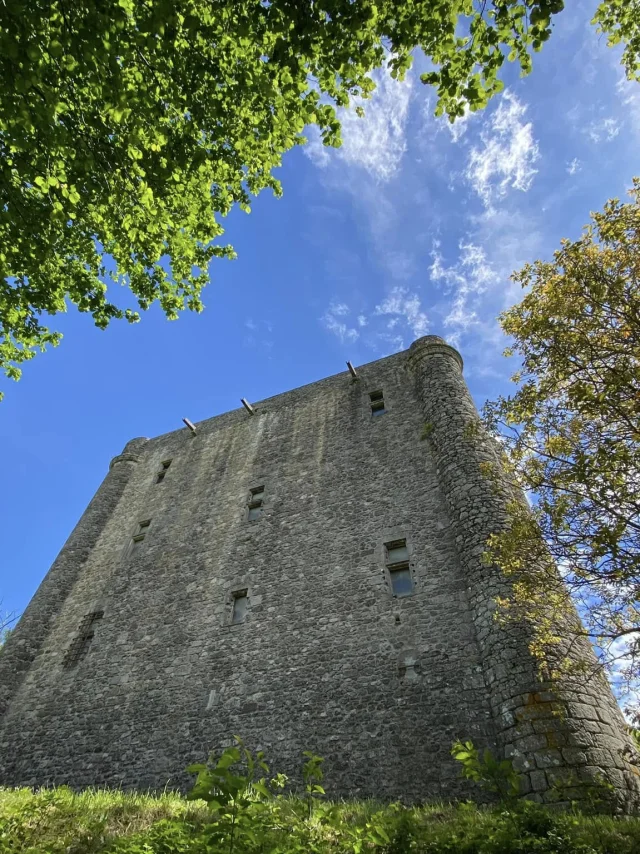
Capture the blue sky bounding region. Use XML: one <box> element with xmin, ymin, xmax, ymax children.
<box><xmin>2</xmin><ymin>2</ymin><xmax>639</xmax><ymax>620</ymax></box>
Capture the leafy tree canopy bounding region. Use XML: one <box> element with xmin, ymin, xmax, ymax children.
<box><xmin>484</xmin><ymin>180</ymin><xmax>640</xmax><ymax>716</ymax></box>
<box><xmin>1</xmin><ymin>0</ymin><xmax>638</xmax><ymax>396</ymax></box>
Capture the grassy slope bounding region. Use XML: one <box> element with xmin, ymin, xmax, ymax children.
<box><xmin>2</xmin><ymin>786</ymin><xmax>640</xmax><ymax>853</ymax></box>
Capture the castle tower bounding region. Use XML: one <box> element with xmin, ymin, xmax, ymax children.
<box><xmin>407</xmin><ymin>336</ymin><xmax>639</xmax><ymax>809</ymax></box>
<box><xmin>1</xmin><ymin>337</ymin><xmax>637</xmax><ymax>807</ymax></box>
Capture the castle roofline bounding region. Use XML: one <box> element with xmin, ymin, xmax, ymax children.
<box><xmin>129</xmin><ymin>335</ymin><xmax>462</xmax><ymax>452</ymax></box>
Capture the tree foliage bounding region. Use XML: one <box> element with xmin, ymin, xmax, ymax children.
<box><xmin>0</xmin><ymin>0</ymin><xmax>569</xmax><ymax>396</ymax></box>
<box><xmin>483</xmin><ymin>180</ymin><xmax>640</xmax><ymax>714</ymax></box>
<box><xmin>593</xmin><ymin>0</ymin><xmax>640</xmax><ymax>82</ymax></box>
<box><xmin>3</xmin><ymin>0</ymin><xmax>640</xmax><ymax>397</ymax></box>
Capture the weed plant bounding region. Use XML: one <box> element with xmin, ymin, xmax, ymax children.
<box><xmin>1</xmin><ymin>739</ymin><xmax>640</xmax><ymax>854</ymax></box>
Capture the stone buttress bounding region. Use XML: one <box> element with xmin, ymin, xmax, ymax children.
<box><xmin>0</xmin><ymin>438</ymin><xmax>148</xmax><ymax>716</ymax></box>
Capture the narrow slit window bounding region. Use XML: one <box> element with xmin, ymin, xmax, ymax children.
<box><xmin>369</xmin><ymin>389</ymin><xmax>386</xmax><ymax>416</ymax></box>
<box><xmin>247</xmin><ymin>486</ymin><xmax>265</xmax><ymax>522</ymax></box>
<box><xmin>231</xmin><ymin>590</ymin><xmax>248</xmax><ymax>625</ymax></box>
<box><xmin>131</xmin><ymin>519</ymin><xmax>151</xmax><ymax>547</ymax></box>
<box><xmin>156</xmin><ymin>460</ymin><xmax>172</xmax><ymax>483</ymax></box>
<box><xmin>63</xmin><ymin>611</ymin><xmax>104</xmax><ymax>668</ymax></box>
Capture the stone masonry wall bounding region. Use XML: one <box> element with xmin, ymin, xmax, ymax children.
<box><xmin>407</xmin><ymin>336</ymin><xmax>640</xmax><ymax>811</ymax></box>
<box><xmin>0</xmin><ymin>349</ymin><xmax>495</xmax><ymax>801</ymax></box>
<box><xmin>0</xmin><ymin>437</ymin><xmax>147</xmax><ymax>716</ymax></box>
<box><xmin>1</xmin><ymin>337</ymin><xmax>637</xmax><ymax>808</ymax></box>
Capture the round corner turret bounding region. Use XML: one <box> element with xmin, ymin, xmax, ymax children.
<box><xmin>407</xmin><ymin>337</ymin><xmax>640</xmax><ymax>812</ymax></box>
<box><xmin>408</xmin><ymin>335</ymin><xmax>464</xmax><ymax>372</ymax></box>
<box><xmin>109</xmin><ymin>437</ymin><xmax>149</xmax><ymax>469</ymax></box>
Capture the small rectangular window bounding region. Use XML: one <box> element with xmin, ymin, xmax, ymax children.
<box><xmin>386</xmin><ymin>539</ymin><xmax>409</xmax><ymax>564</ymax></box>
<box><xmin>369</xmin><ymin>390</ymin><xmax>386</xmax><ymax>416</ymax></box>
<box><xmin>384</xmin><ymin>538</ymin><xmax>414</xmax><ymax>598</ymax></box>
<box><xmin>389</xmin><ymin>567</ymin><xmax>413</xmax><ymax>597</ymax></box>
<box><xmin>231</xmin><ymin>590</ymin><xmax>248</xmax><ymax>625</ymax></box>
<box><xmin>63</xmin><ymin>611</ymin><xmax>104</xmax><ymax>668</ymax></box>
<box><xmin>156</xmin><ymin>460</ymin><xmax>172</xmax><ymax>483</ymax></box>
<box><xmin>247</xmin><ymin>486</ymin><xmax>264</xmax><ymax>521</ymax></box>
<box><xmin>131</xmin><ymin>519</ymin><xmax>151</xmax><ymax>546</ymax></box>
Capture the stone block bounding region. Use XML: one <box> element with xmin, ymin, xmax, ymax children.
<box><xmin>534</xmin><ymin>749</ymin><xmax>563</xmax><ymax>769</ymax></box>
<box><xmin>530</xmin><ymin>770</ymin><xmax>547</xmax><ymax>792</ymax></box>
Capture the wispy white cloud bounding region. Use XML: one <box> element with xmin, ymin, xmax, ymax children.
<box><xmin>304</xmin><ymin>63</ymin><xmax>413</xmax><ymax>183</ymax></box>
<box><xmin>616</xmin><ymin>74</ymin><xmax>640</xmax><ymax>139</ymax></box>
<box><xmin>320</xmin><ymin>287</ymin><xmax>429</xmax><ymax>353</ymax></box>
<box><xmin>329</xmin><ymin>303</ymin><xmax>349</xmax><ymax>316</ymax></box>
<box><xmin>472</xmin><ymin>206</ymin><xmax>544</xmax><ymax>306</ymax></box>
<box><xmin>304</xmin><ymin>63</ymin><xmax>423</xmax><ymax>293</ymax></box>
<box><xmin>448</xmin><ymin>107</ymin><xmax>475</xmax><ymax>143</ymax></box>
<box><xmin>464</xmin><ymin>90</ymin><xmax>540</xmax><ymax>208</ymax></box>
<box><xmin>567</xmin><ymin>157</ymin><xmax>582</xmax><ymax>175</ymax></box>
<box><xmin>244</xmin><ymin>317</ymin><xmax>274</xmax><ymax>350</ymax></box>
<box><xmin>321</xmin><ymin>303</ymin><xmax>360</xmax><ymax>344</ymax></box>
<box><xmin>376</xmin><ymin>333</ymin><xmax>405</xmax><ymax>353</ymax></box>
<box><xmin>418</xmin><ymin>91</ymin><xmax>474</xmax><ymax>145</ymax></box>
<box><xmin>430</xmin><ymin>241</ymin><xmax>499</xmax><ymax>344</ymax></box>
<box><xmin>374</xmin><ymin>287</ymin><xmax>429</xmax><ymax>338</ymax></box>
<box><xmin>587</xmin><ymin>116</ymin><xmax>620</xmax><ymax>143</ymax></box>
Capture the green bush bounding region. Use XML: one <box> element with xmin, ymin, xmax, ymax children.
<box><xmin>451</xmin><ymin>740</ymin><xmax>521</xmax><ymax>801</ymax></box>
<box><xmin>2</xmin><ymin>740</ymin><xmax>640</xmax><ymax>854</ymax></box>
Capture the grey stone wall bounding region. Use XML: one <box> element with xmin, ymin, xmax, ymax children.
<box><xmin>0</xmin><ymin>349</ymin><xmax>493</xmax><ymax>801</ymax></box>
<box><xmin>0</xmin><ymin>437</ymin><xmax>147</xmax><ymax>716</ymax></box>
<box><xmin>0</xmin><ymin>337</ymin><xmax>637</xmax><ymax>809</ymax></box>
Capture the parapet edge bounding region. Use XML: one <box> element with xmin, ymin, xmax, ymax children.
<box><xmin>407</xmin><ymin>335</ymin><xmax>464</xmax><ymax>373</ymax></box>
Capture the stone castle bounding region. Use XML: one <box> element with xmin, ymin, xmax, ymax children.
<box><xmin>1</xmin><ymin>336</ymin><xmax>638</xmax><ymax>808</ymax></box>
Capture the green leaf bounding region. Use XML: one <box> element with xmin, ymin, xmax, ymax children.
<box><xmin>0</xmin><ymin>0</ymin><xmax>576</xmax><ymax>397</ymax></box>
<box><xmin>186</xmin><ymin>764</ymin><xmax>207</xmax><ymax>774</ymax></box>
<box><xmin>251</xmin><ymin>781</ymin><xmax>271</xmax><ymax>799</ymax></box>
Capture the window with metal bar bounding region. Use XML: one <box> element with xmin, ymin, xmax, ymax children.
<box><xmin>369</xmin><ymin>389</ymin><xmax>386</xmax><ymax>416</ymax></box>
<box><xmin>384</xmin><ymin>538</ymin><xmax>413</xmax><ymax>597</ymax></box>
<box><xmin>63</xmin><ymin>611</ymin><xmax>104</xmax><ymax>668</ymax></box>
<box><xmin>130</xmin><ymin>519</ymin><xmax>151</xmax><ymax>551</ymax></box>
<box><xmin>247</xmin><ymin>486</ymin><xmax>265</xmax><ymax>521</ymax></box>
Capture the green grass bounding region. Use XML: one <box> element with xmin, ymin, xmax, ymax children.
<box><xmin>2</xmin><ymin>786</ymin><xmax>640</xmax><ymax>854</ymax></box>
